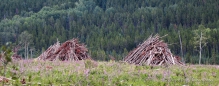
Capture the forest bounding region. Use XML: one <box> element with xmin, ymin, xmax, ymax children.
<box><xmin>0</xmin><ymin>0</ymin><xmax>219</xmax><ymax>64</ymax></box>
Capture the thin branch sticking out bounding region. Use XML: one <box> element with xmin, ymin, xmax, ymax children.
<box><xmin>124</xmin><ymin>34</ymin><xmax>183</xmax><ymax>65</ymax></box>
<box><xmin>37</xmin><ymin>38</ymin><xmax>91</xmax><ymax>61</ymax></box>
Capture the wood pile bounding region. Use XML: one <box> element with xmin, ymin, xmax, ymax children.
<box><xmin>0</xmin><ymin>53</ymin><xmax>2</xmax><ymax>65</ymax></box>
<box><xmin>11</xmin><ymin>46</ymin><xmax>22</xmax><ymax>60</ymax></box>
<box><xmin>124</xmin><ymin>34</ymin><xmax>183</xmax><ymax>65</ymax></box>
<box><xmin>0</xmin><ymin>76</ymin><xmax>10</xmax><ymax>83</ymax></box>
<box><xmin>37</xmin><ymin>38</ymin><xmax>91</xmax><ymax>61</ymax></box>
<box><xmin>11</xmin><ymin>54</ymin><xmax>22</xmax><ymax>60</ymax></box>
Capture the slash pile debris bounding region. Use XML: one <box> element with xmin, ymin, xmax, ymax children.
<box><xmin>37</xmin><ymin>38</ymin><xmax>91</xmax><ymax>61</ymax></box>
<box><xmin>0</xmin><ymin>76</ymin><xmax>10</xmax><ymax>83</ymax></box>
<box><xmin>124</xmin><ymin>34</ymin><xmax>183</xmax><ymax>65</ymax></box>
<box><xmin>11</xmin><ymin>46</ymin><xmax>22</xmax><ymax>60</ymax></box>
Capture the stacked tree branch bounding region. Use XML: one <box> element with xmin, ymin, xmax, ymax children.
<box><xmin>0</xmin><ymin>52</ymin><xmax>3</xmax><ymax>65</ymax></box>
<box><xmin>124</xmin><ymin>34</ymin><xmax>183</xmax><ymax>65</ymax></box>
<box><xmin>11</xmin><ymin>54</ymin><xmax>22</xmax><ymax>61</ymax></box>
<box><xmin>11</xmin><ymin>46</ymin><xmax>22</xmax><ymax>60</ymax></box>
<box><xmin>37</xmin><ymin>38</ymin><xmax>91</xmax><ymax>61</ymax></box>
<box><xmin>0</xmin><ymin>76</ymin><xmax>10</xmax><ymax>83</ymax></box>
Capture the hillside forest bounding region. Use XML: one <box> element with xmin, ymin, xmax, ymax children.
<box><xmin>0</xmin><ymin>0</ymin><xmax>219</xmax><ymax>64</ymax></box>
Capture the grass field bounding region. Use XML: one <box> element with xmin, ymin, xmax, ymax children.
<box><xmin>1</xmin><ymin>60</ymin><xmax>219</xmax><ymax>86</ymax></box>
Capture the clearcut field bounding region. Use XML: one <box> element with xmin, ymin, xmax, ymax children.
<box><xmin>1</xmin><ymin>60</ymin><xmax>219</xmax><ymax>86</ymax></box>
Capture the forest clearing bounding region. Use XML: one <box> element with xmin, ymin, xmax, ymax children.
<box><xmin>1</xmin><ymin>0</ymin><xmax>219</xmax><ymax>85</ymax></box>
<box><xmin>0</xmin><ymin>60</ymin><xmax>219</xmax><ymax>85</ymax></box>
<box><xmin>1</xmin><ymin>35</ymin><xmax>219</xmax><ymax>85</ymax></box>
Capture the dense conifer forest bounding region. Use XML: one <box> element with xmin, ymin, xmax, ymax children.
<box><xmin>0</xmin><ymin>0</ymin><xmax>219</xmax><ymax>64</ymax></box>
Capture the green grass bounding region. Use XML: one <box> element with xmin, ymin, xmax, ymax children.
<box><xmin>1</xmin><ymin>60</ymin><xmax>219</xmax><ymax>86</ymax></box>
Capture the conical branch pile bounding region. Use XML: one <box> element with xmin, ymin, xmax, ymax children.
<box><xmin>11</xmin><ymin>54</ymin><xmax>22</xmax><ymax>61</ymax></box>
<box><xmin>11</xmin><ymin>46</ymin><xmax>22</xmax><ymax>61</ymax></box>
<box><xmin>124</xmin><ymin>34</ymin><xmax>183</xmax><ymax>65</ymax></box>
<box><xmin>0</xmin><ymin>76</ymin><xmax>10</xmax><ymax>82</ymax></box>
<box><xmin>37</xmin><ymin>38</ymin><xmax>91</xmax><ymax>61</ymax></box>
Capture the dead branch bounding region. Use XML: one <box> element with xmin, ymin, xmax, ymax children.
<box><xmin>37</xmin><ymin>38</ymin><xmax>91</xmax><ymax>61</ymax></box>
<box><xmin>124</xmin><ymin>34</ymin><xmax>183</xmax><ymax>65</ymax></box>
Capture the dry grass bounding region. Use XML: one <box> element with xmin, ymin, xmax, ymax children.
<box><xmin>1</xmin><ymin>60</ymin><xmax>219</xmax><ymax>85</ymax></box>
